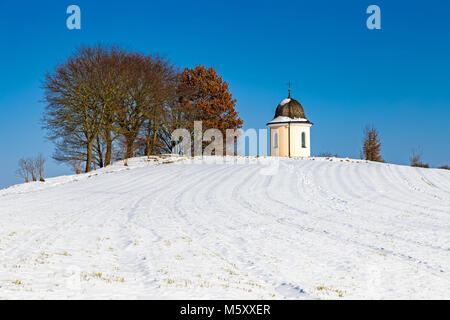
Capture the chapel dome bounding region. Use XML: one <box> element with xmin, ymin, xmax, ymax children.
<box><xmin>274</xmin><ymin>97</ymin><xmax>307</xmax><ymax>119</ymax></box>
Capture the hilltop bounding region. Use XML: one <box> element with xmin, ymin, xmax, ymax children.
<box><xmin>0</xmin><ymin>156</ymin><xmax>449</xmax><ymax>299</ymax></box>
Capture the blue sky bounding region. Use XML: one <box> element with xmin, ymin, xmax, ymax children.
<box><xmin>1</xmin><ymin>0</ymin><xmax>449</xmax><ymax>188</ymax></box>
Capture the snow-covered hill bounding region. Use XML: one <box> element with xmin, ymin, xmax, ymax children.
<box><xmin>0</xmin><ymin>156</ymin><xmax>449</xmax><ymax>299</ymax></box>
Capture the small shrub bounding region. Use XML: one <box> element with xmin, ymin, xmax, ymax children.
<box><xmin>35</xmin><ymin>154</ymin><xmax>46</xmax><ymax>182</ymax></box>
<box><xmin>16</xmin><ymin>158</ymin><xmax>30</xmax><ymax>183</ymax></box>
<box><xmin>16</xmin><ymin>155</ymin><xmax>46</xmax><ymax>182</ymax></box>
<box><xmin>410</xmin><ymin>150</ymin><xmax>429</xmax><ymax>168</ymax></box>
<box><xmin>70</xmin><ymin>159</ymin><xmax>83</xmax><ymax>174</ymax></box>
<box><xmin>317</xmin><ymin>152</ymin><xmax>339</xmax><ymax>158</ymax></box>
<box><xmin>361</xmin><ymin>125</ymin><xmax>383</xmax><ymax>162</ymax></box>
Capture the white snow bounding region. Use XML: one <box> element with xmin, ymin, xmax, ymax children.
<box><xmin>267</xmin><ymin>116</ymin><xmax>308</xmax><ymax>124</ymax></box>
<box><xmin>0</xmin><ymin>155</ymin><xmax>449</xmax><ymax>299</ymax></box>
<box><xmin>279</xmin><ymin>98</ymin><xmax>291</xmax><ymax>106</ymax></box>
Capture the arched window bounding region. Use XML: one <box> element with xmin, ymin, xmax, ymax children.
<box><xmin>274</xmin><ymin>132</ymin><xmax>278</xmax><ymax>148</ymax></box>
<box><xmin>302</xmin><ymin>132</ymin><xmax>306</xmax><ymax>148</ymax></box>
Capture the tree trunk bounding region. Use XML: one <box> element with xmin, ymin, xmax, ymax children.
<box><xmin>104</xmin><ymin>130</ymin><xmax>112</xmax><ymax>166</ymax></box>
<box><xmin>98</xmin><ymin>154</ymin><xmax>104</xmax><ymax>168</ymax></box>
<box><xmin>96</xmin><ymin>138</ymin><xmax>104</xmax><ymax>168</ymax></box>
<box><xmin>145</xmin><ymin>123</ymin><xmax>152</xmax><ymax>156</ymax></box>
<box><xmin>152</xmin><ymin>122</ymin><xmax>158</xmax><ymax>155</ymax></box>
<box><xmin>150</xmin><ymin>109</ymin><xmax>158</xmax><ymax>155</ymax></box>
<box><xmin>126</xmin><ymin>137</ymin><xmax>135</xmax><ymax>159</ymax></box>
<box><xmin>85</xmin><ymin>142</ymin><xmax>93</xmax><ymax>173</ymax></box>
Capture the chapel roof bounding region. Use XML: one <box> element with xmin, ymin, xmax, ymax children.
<box><xmin>267</xmin><ymin>93</ymin><xmax>312</xmax><ymax>126</ymax></box>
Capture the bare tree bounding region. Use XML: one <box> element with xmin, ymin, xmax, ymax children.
<box><xmin>25</xmin><ymin>158</ymin><xmax>38</xmax><ymax>182</ymax></box>
<box><xmin>116</xmin><ymin>134</ymin><xmax>139</xmax><ymax>165</ymax></box>
<box><xmin>43</xmin><ymin>45</ymin><xmax>114</xmax><ymax>173</ymax></box>
<box><xmin>43</xmin><ymin>46</ymin><xmax>179</xmax><ymax>169</ymax></box>
<box><xmin>155</xmin><ymin>79</ymin><xmax>195</xmax><ymax>154</ymax></box>
<box><xmin>16</xmin><ymin>156</ymin><xmax>46</xmax><ymax>183</ymax></box>
<box><xmin>35</xmin><ymin>154</ymin><xmax>46</xmax><ymax>182</ymax></box>
<box><xmin>95</xmin><ymin>47</ymin><xmax>125</xmax><ymax>167</ymax></box>
<box><xmin>113</xmin><ymin>53</ymin><xmax>171</xmax><ymax>159</ymax></box>
<box><xmin>142</xmin><ymin>56</ymin><xmax>180</xmax><ymax>156</ymax></box>
<box><xmin>16</xmin><ymin>158</ymin><xmax>30</xmax><ymax>183</ymax></box>
<box><xmin>362</xmin><ymin>125</ymin><xmax>383</xmax><ymax>162</ymax></box>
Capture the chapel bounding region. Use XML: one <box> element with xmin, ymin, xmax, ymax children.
<box><xmin>267</xmin><ymin>89</ymin><xmax>313</xmax><ymax>157</ymax></box>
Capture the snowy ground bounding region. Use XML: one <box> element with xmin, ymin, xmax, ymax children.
<box><xmin>0</xmin><ymin>155</ymin><xmax>449</xmax><ymax>299</ymax></box>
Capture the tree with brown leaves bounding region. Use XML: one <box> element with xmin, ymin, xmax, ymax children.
<box><xmin>43</xmin><ymin>47</ymin><xmax>244</xmax><ymax>169</ymax></box>
<box><xmin>362</xmin><ymin>125</ymin><xmax>383</xmax><ymax>162</ymax></box>
<box><xmin>178</xmin><ymin>65</ymin><xmax>243</xmax><ymax>154</ymax></box>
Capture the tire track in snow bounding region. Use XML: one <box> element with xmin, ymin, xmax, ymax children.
<box><xmin>1</xmin><ymin>156</ymin><xmax>449</xmax><ymax>299</ymax></box>
<box><xmin>248</xmin><ymin>160</ymin><xmax>449</xmax><ymax>274</ymax></box>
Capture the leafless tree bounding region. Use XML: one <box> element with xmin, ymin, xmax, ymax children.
<box><xmin>16</xmin><ymin>156</ymin><xmax>46</xmax><ymax>183</ymax></box>
<box><xmin>43</xmin><ymin>45</ymin><xmax>116</xmax><ymax>173</ymax></box>
<box><xmin>35</xmin><ymin>154</ymin><xmax>46</xmax><ymax>182</ymax></box>
<box><xmin>142</xmin><ymin>57</ymin><xmax>180</xmax><ymax>156</ymax></box>
<box><xmin>113</xmin><ymin>53</ymin><xmax>179</xmax><ymax>159</ymax></box>
<box><xmin>16</xmin><ymin>158</ymin><xmax>30</xmax><ymax>183</ymax></box>
<box><xmin>26</xmin><ymin>158</ymin><xmax>38</xmax><ymax>182</ymax></box>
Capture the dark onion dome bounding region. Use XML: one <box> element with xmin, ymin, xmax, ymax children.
<box><xmin>275</xmin><ymin>97</ymin><xmax>306</xmax><ymax>119</ymax></box>
<box><xmin>267</xmin><ymin>96</ymin><xmax>313</xmax><ymax>126</ymax></box>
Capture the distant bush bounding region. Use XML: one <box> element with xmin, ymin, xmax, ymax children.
<box><xmin>69</xmin><ymin>159</ymin><xmax>83</xmax><ymax>174</ymax></box>
<box><xmin>16</xmin><ymin>158</ymin><xmax>31</xmax><ymax>183</ymax></box>
<box><xmin>317</xmin><ymin>152</ymin><xmax>339</xmax><ymax>158</ymax></box>
<box><xmin>439</xmin><ymin>165</ymin><xmax>450</xmax><ymax>170</ymax></box>
<box><xmin>410</xmin><ymin>150</ymin><xmax>429</xmax><ymax>168</ymax></box>
<box><xmin>16</xmin><ymin>154</ymin><xmax>46</xmax><ymax>183</ymax></box>
<box><xmin>35</xmin><ymin>154</ymin><xmax>46</xmax><ymax>182</ymax></box>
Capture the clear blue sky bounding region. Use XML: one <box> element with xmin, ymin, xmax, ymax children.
<box><xmin>1</xmin><ymin>0</ymin><xmax>449</xmax><ymax>188</ymax></box>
